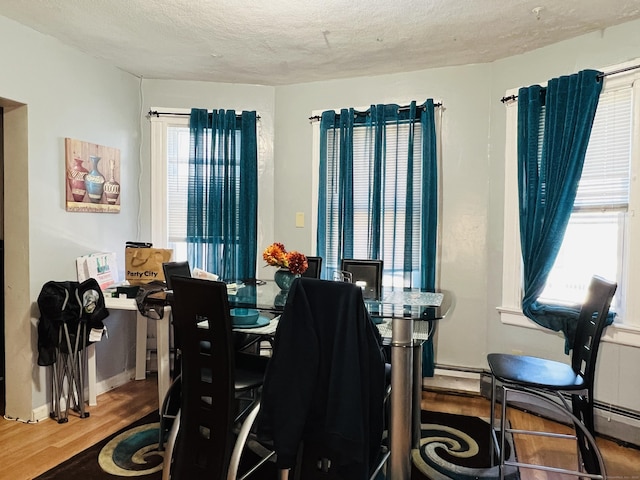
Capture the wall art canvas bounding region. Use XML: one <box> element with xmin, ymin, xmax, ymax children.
<box><xmin>65</xmin><ymin>138</ymin><xmax>121</xmax><ymax>213</ymax></box>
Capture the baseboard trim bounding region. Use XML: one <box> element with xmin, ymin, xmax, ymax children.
<box><xmin>31</xmin><ymin>404</ymin><xmax>50</xmax><ymax>423</ymax></box>
<box><xmin>96</xmin><ymin>369</ymin><xmax>136</xmax><ymax>395</ymax></box>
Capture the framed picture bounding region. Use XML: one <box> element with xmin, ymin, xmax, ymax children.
<box><xmin>65</xmin><ymin>138</ymin><xmax>121</xmax><ymax>213</ymax></box>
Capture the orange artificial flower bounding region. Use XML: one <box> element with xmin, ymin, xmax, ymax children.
<box><xmin>262</xmin><ymin>242</ymin><xmax>308</xmax><ymax>275</ymax></box>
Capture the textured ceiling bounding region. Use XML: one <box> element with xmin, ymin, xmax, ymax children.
<box><xmin>2</xmin><ymin>0</ymin><xmax>640</xmax><ymax>86</ymax></box>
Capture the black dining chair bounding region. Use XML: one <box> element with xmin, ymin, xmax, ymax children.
<box><xmin>301</xmin><ymin>256</ymin><xmax>322</xmax><ymax>279</ymax></box>
<box><xmin>162</xmin><ymin>261</ymin><xmax>192</xmax><ymax>290</ymax></box>
<box><xmin>255</xmin><ymin>277</ymin><xmax>389</xmax><ymax>480</ymax></box>
<box><xmin>340</xmin><ymin>259</ymin><xmax>383</xmax><ymax>300</ymax></box>
<box><xmin>160</xmin><ymin>277</ymin><xmax>270</xmax><ymax>480</ymax></box>
<box><xmin>487</xmin><ymin>275</ymin><xmax>617</xmax><ymax>479</ymax></box>
<box><xmin>161</xmin><ymin>261</ymin><xmax>192</xmax><ymax>377</ymax></box>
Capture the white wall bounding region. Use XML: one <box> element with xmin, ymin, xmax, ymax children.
<box><xmin>272</xmin><ymin>19</ymin><xmax>640</xmax><ymax>412</ymax></box>
<box><xmin>0</xmin><ymin>15</ymin><xmax>141</xmax><ymax>417</ymax></box>
<box><xmin>486</xmin><ymin>21</ymin><xmax>640</xmax><ymax>411</ymax></box>
<box><xmin>2</xmin><ymin>11</ymin><xmax>640</xmax><ymax>419</ymax></box>
<box><xmin>273</xmin><ymin>66</ymin><xmax>494</xmax><ymax>373</ymax></box>
<box><xmin>138</xmin><ymin>79</ymin><xmax>277</xmax><ymax>266</ymax></box>
<box><xmin>0</xmin><ymin>17</ymin><xmax>279</xmax><ymax>419</ymax></box>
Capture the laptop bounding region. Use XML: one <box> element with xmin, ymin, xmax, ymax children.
<box><xmin>162</xmin><ymin>261</ymin><xmax>192</xmax><ymax>291</ymax></box>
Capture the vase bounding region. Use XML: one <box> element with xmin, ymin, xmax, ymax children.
<box><xmin>274</xmin><ymin>291</ymin><xmax>288</xmax><ymax>307</ymax></box>
<box><xmin>67</xmin><ymin>157</ymin><xmax>88</xmax><ymax>202</ymax></box>
<box><xmin>274</xmin><ymin>268</ymin><xmax>297</xmax><ymax>292</ymax></box>
<box><xmin>103</xmin><ymin>158</ymin><xmax>120</xmax><ymax>205</ymax></box>
<box><xmin>84</xmin><ymin>155</ymin><xmax>105</xmax><ymax>203</ymax></box>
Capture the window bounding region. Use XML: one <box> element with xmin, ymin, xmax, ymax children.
<box><xmin>149</xmin><ymin>113</ymin><xmax>190</xmax><ymax>259</ymax></box>
<box><xmin>313</xmin><ymin>102</ymin><xmax>440</xmax><ymax>289</ymax></box>
<box><xmin>500</xmin><ymin>61</ymin><xmax>640</xmax><ymax>344</ymax></box>
<box><xmin>323</xmin><ymin>122</ymin><xmax>425</xmax><ymax>284</ymax></box>
<box><xmin>539</xmin><ymin>86</ymin><xmax>632</xmax><ymax>315</ymax></box>
<box><xmin>150</xmin><ymin>109</ymin><xmax>259</xmax><ymax>281</ymax></box>
<box><xmin>166</xmin><ymin>123</ymin><xmax>190</xmax><ymax>259</ymax></box>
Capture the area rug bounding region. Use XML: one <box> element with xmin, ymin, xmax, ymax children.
<box><xmin>34</xmin><ymin>411</ymin><xmax>163</xmax><ymax>480</ymax></box>
<box><xmin>37</xmin><ymin>410</ymin><xmax>516</xmax><ymax>479</ymax></box>
<box><xmin>34</xmin><ymin>410</ymin><xmax>276</xmax><ymax>480</ymax></box>
<box><xmin>412</xmin><ymin>410</ymin><xmax>519</xmax><ymax>480</ymax></box>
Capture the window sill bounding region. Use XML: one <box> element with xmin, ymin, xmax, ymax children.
<box><xmin>497</xmin><ymin>306</ymin><xmax>640</xmax><ymax>348</ymax></box>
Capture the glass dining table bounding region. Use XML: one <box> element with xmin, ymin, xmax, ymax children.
<box><xmin>228</xmin><ymin>279</ymin><xmax>448</xmax><ymax>480</ymax></box>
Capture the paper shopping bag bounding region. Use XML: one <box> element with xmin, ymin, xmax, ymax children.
<box><xmin>125</xmin><ymin>247</ymin><xmax>173</xmax><ymax>285</ymax></box>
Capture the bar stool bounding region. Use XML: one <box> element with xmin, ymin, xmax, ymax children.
<box><xmin>487</xmin><ymin>275</ymin><xmax>617</xmax><ymax>479</ymax></box>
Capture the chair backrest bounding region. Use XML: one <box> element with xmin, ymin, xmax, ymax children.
<box><xmin>162</xmin><ymin>261</ymin><xmax>191</xmax><ymax>290</ymax></box>
<box><xmin>258</xmin><ymin>277</ymin><xmax>386</xmax><ymax>479</ymax></box>
<box><xmin>170</xmin><ymin>276</ymin><xmax>236</xmax><ymax>479</ymax></box>
<box><xmin>571</xmin><ymin>275</ymin><xmax>617</xmax><ymax>388</ymax></box>
<box><xmin>570</xmin><ymin>275</ymin><xmax>616</xmax><ymax>474</ymax></box>
<box><xmin>301</xmin><ymin>256</ymin><xmax>322</xmax><ymax>278</ymax></box>
<box><xmin>340</xmin><ymin>259</ymin><xmax>383</xmax><ymax>300</ymax></box>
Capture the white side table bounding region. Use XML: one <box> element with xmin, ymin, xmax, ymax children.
<box><xmin>87</xmin><ymin>297</ymin><xmax>170</xmax><ymax>411</ymax></box>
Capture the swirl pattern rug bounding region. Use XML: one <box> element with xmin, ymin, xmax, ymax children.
<box><xmin>34</xmin><ymin>410</ymin><xmax>275</xmax><ymax>480</ymax></box>
<box><xmin>36</xmin><ymin>409</ymin><xmax>517</xmax><ymax>479</ymax></box>
<box><xmin>34</xmin><ymin>412</ymin><xmax>163</xmax><ymax>480</ymax></box>
<box><xmin>412</xmin><ymin>410</ymin><xmax>519</xmax><ymax>480</ymax></box>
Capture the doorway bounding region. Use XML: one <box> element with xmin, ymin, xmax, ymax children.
<box><xmin>0</xmin><ymin>106</ymin><xmax>5</xmax><ymax>415</ymax></box>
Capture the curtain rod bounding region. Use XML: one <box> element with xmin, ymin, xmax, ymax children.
<box><xmin>500</xmin><ymin>63</ymin><xmax>640</xmax><ymax>104</ymax></box>
<box><xmin>307</xmin><ymin>102</ymin><xmax>443</xmax><ymax>122</ymax></box>
<box><xmin>147</xmin><ymin>109</ymin><xmax>261</xmax><ymax>119</ymax></box>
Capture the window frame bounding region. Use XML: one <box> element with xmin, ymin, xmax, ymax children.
<box><xmin>311</xmin><ymin>103</ymin><xmax>443</xmax><ymax>285</ymax></box>
<box><xmin>498</xmin><ymin>61</ymin><xmax>640</xmax><ymax>347</ymax></box>
<box><xmin>149</xmin><ymin>110</ymin><xmax>190</xmax><ymax>250</ymax></box>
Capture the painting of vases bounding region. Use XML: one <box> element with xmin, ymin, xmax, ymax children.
<box><xmin>65</xmin><ymin>138</ymin><xmax>121</xmax><ymax>213</ymax></box>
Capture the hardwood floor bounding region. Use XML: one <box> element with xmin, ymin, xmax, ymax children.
<box><xmin>422</xmin><ymin>389</ymin><xmax>640</xmax><ymax>480</ymax></box>
<box><xmin>1</xmin><ymin>381</ymin><xmax>638</xmax><ymax>479</ymax></box>
<box><xmin>0</xmin><ymin>379</ymin><xmax>157</xmax><ymax>480</ymax></box>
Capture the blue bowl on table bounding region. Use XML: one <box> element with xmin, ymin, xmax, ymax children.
<box><xmin>230</xmin><ymin>308</ymin><xmax>260</xmax><ymax>326</ymax></box>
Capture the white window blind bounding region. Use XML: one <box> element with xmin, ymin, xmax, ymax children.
<box><xmin>540</xmin><ymin>85</ymin><xmax>632</xmax><ymax>306</ymax></box>
<box><xmin>325</xmin><ymin>121</ymin><xmax>424</xmax><ymax>286</ymax></box>
<box><xmin>575</xmin><ymin>87</ymin><xmax>632</xmax><ymax>210</ymax></box>
<box><xmin>167</xmin><ymin>126</ymin><xmax>190</xmax><ymax>244</ymax></box>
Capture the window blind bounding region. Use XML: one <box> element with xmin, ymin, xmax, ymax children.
<box><xmin>376</xmin><ymin>124</ymin><xmax>423</xmax><ymax>275</ymax></box>
<box><xmin>575</xmin><ymin>87</ymin><xmax>632</xmax><ymax>210</ymax></box>
<box><xmin>167</xmin><ymin>126</ymin><xmax>189</xmax><ymax>243</ymax></box>
<box><xmin>327</xmin><ymin>122</ymin><xmax>423</xmax><ymax>282</ymax></box>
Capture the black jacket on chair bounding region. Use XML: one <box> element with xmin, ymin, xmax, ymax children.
<box><xmin>257</xmin><ymin>278</ymin><xmax>386</xmax><ymax>479</ymax></box>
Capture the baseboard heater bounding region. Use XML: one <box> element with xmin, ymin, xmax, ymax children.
<box><xmin>422</xmin><ymin>364</ymin><xmax>483</xmax><ymax>394</ymax></box>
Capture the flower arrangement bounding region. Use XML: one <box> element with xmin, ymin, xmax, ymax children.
<box><xmin>263</xmin><ymin>242</ymin><xmax>308</xmax><ymax>275</ymax></box>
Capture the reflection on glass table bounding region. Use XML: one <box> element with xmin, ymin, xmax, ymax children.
<box><xmin>228</xmin><ymin>279</ymin><xmax>446</xmax><ymax>320</ymax></box>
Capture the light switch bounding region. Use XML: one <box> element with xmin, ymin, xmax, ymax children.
<box><xmin>295</xmin><ymin>212</ymin><xmax>305</xmax><ymax>228</ymax></box>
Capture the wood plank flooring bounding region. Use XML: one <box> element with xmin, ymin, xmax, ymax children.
<box><xmin>1</xmin><ymin>380</ymin><xmax>638</xmax><ymax>479</ymax></box>
<box><xmin>0</xmin><ymin>379</ymin><xmax>157</xmax><ymax>480</ymax></box>
<box><xmin>422</xmin><ymin>389</ymin><xmax>640</xmax><ymax>480</ymax></box>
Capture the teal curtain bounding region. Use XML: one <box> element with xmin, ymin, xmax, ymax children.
<box><xmin>317</xmin><ymin>100</ymin><xmax>439</xmax><ymax>376</ymax></box>
<box><xmin>518</xmin><ymin>70</ymin><xmax>603</xmax><ymax>348</ymax></box>
<box><xmin>187</xmin><ymin>108</ymin><xmax>258</xmax><ymax>281</ymax></box>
